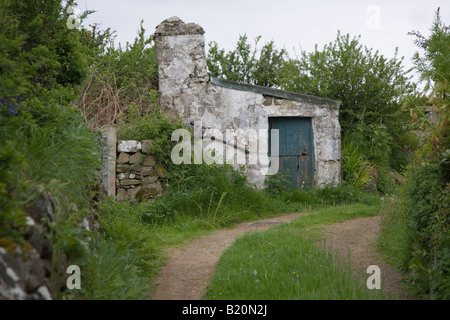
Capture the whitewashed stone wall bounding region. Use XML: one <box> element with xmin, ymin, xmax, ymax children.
<box><xmin>154</xmin><ymin>17</ymin><xmax>342</xmax><ymax>188</ymax></box>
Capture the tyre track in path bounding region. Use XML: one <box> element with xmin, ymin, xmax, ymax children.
<box><xmin>321</xmin><ymin>216</ymin><xmax>407</xmax><ymax>299</ymax></box>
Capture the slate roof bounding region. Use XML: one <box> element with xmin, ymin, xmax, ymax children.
<box><xmin>210</xmin><ymin>77</ymin><xmax>341</xmax><ymax>109</ymax></box>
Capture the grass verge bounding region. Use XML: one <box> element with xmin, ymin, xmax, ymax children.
<box><xmin>377</xmin><ymin>196</ymin><xmax>413</xmax><ymax>273</ymax></box>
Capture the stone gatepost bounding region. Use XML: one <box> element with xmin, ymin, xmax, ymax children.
<box><xmin>101</xmin><ymin>125</ymin><xmax>117</xmax><ymax>197</ymax></box>
<box><xmin>154</xmin><ymin>16</ymin><xmax>210</xmax><ymax>117</ymax></box>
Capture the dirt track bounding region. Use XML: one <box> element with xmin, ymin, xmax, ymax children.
<box><xmin>151</xmin><ymin>213</ymin><xmax>306</xmax><ymax>300</ymax></box>
<box><xmin>322</xmin><ymin>216</ymin><xmax>407</xmax><ymax>299</ymax></box>
<box><xmin>151</xmin><ymin>213</ymin><xmax>406</xmax><ymax>300</ymax></box>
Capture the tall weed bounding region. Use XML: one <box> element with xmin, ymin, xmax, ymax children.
<box><xmin>377</xmin><ymin>195</ymin><xmax>413</xmax><ymax>273</ymax></box>
<box><xmin>342</xmin><ymin>140</ymin><xmax>373</xmax><ymax>190</ymax></box>
<box><xmin>81</xmin><ymin>198</ymin><xmax>165</xmax><ymax>300</ymax></box>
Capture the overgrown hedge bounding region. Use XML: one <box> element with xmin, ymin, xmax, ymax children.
<box><xmin>403</xmin><ymin>114</ymin><xmax>449</xmax><ymax>299</ymax></box>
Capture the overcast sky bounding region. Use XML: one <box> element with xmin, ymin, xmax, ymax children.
<box><xmin>79</xmin><ymin>0</ymin><xmax>449</xmax><ymax>83</ymax></box>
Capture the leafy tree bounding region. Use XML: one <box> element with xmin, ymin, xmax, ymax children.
<box><xmin>207</xmin><ymin>35</ymin><xmax>287</xmax><ymax>87</ymax></box>
<box><xmin>409</xmin><ymin>8</ymin><xmax>449</xmax><ymax>111</ymax></box>
<box><xmin>278</xmin><ymin>32</ymin><xmax>413</xmax><ymax>147</ymax></box>
<box><xmin>0</xmin><ymin>0</ymin><xmax>88</xmax><ymax>100</ymax></box>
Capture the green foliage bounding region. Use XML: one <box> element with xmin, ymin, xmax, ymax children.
<box><xmin>378</xmin><ymin>10</ymin><xmax>449</xmax><ymax>300</ymax></box>
<box><xmin>76</xmin><ymin>21</ymin><xmax>159</xmax><ymax>127</ymax></box>
<box><xmin>0</xmin><ymin>0</ymin><xmax>88</xmax><ymax>99</ymax></box>
<box><xmin>390</xmin><ymin>131</ymin><xmax>421</xmax><ymax>172</ymax></box>
<box><xmin>409</xmin><ymin>8</ymin><xmax>450</xmax><ymax>110</ymax></box>
<box><xmin>278</xmin><ymin>32</ymin><xmax>412</xmax><ymax>140</ymax></box>
<box><xmin>346</xmin><ymin>123</ymin><xmax>393</xmax><ymax>167</ymax></box>
<box><xmin>0</xmin><ymin>93</ymin><xmax>102</xmax><ymax>294</ymax></box>
<box><xmin>77</xmin><ymin>155</ymin><xmax>382</xmax><ymax>299</ymax></box>
<box><xmin>80</xmin><ymin>198</ymin><xmax>164</xmax><ymax>300</ymax></box>
<box><xmin>206</xmin><ymin>203</ymin><xmax>386</xmax><ymax>300</ymax></box>
<box><xmin>207</xmin><ymin>35</ymin><xmax>287</xmax><ymax>87</ymax></box>
<box><xmin>117</xmin><ymin>104</ymin><xmax>184</xmax><ymax>166</ymax></box>
<box><xmin>403</xmin><ymin>117</ymin><xmax>449</xmax><ymax>299</ymax></box>
<box><xmin>393</xmin><ymin>9</ymin><xmax>450</xmax><ymax>300</ymax></box>
<box><xmin>164</xmin><ymin>161</ymin><xmax>379</xmax><ymax>227</ymax></box>
<box><xmin>342</xmin><ymin>140</ymin><xmax>373</xmax><ymax>190</ymax></box>
<box><xmin>1</xmin><ymin>98</ymin><xmax>102</xmax><ymax>202</ymax></box>
<box><xmin>0</xmin><ymin>0</ymin><xmax>106</xmax><ymax>300</ymax></box>
<box><xmin>378</xmin><ymin>195</ymin><xmax>413</xmax><ymax>273</ymax></box>
<box><xmin>0</xmin><ymin>0</ymin><xmax>99</xmax><ymax>209</ymax></box>
<box><xmin>0</xmin><ymin>141</ymin><xmax>28</xmax><ymax>241</ymax></box>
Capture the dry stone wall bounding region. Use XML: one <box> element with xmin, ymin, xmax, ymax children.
<box><xmin>116</xmin><ymin>140</ymin><xmax>166</xmax><ymax>201</ymax></box>
<box><xmin>0</xmin><ymin>190</ymin><xmax>57</xmax><ymax>300</ymax></box>
<box><xmin>0</xmin><ymin>187</ymin><xmax>97</xmax><ymax>300</ymax></box>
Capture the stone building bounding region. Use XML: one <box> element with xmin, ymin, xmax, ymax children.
<box><xmin>154</xmin><ymin>17</ymin><xmax>342</xmax><ymax>189</ymax></box>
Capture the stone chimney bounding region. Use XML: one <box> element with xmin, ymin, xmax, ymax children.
<box><xmin>154</xmin><ymin>17</ymin><xmax>209</xmax><ymax>97</ymax></box>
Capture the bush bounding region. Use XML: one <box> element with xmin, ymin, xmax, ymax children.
<box><xmin>117</xmin><ymin>104</ymin><xmax>184</xmax><ymax>166</ymax></box>
<box><xmin>402</xmin><ymin>116</ymin><xmax>449</xmax><ymax>299</ymax></box>
<box><xmin>377</xmin><ymin>9</ymin><xmax>450</xmax><ymax>300</ymax></box>
<box><xmin>1</xmin><ymin>97</ymin><xmax>102</xmax><ymax>204</ymax></box>
<box><xmin>0</xmin><ymin>141</ymin><xmax>28</xmax><ymax>241</ymax></box>
<box><xmin>376</xmin><ymin>167</ymin><xmax>397</xmax><ymax>195</ymax></box>
<box><xmin>76</xmin><ymin>22</ymin><xmax>159</xmax><ymax>128</ymax></box>
<box><xmin>342</xmin><ymin>140</ymin><xmax>374</xmax><ymax>190</ymax></box>
<box><xmin>390</xmin><ymin>131</ymin><xmax>420</xmax><ymax>172</ymax></box>
<box><xmin>346</xmin><ymin>123</ymin><xmax>393</xmax><ymax>168</ymax></box>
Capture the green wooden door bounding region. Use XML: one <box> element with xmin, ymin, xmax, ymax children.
<box><xmin>269</xmin><ymin>117</ymin><xmax>315</xmax><ymax>189</ymax></box>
